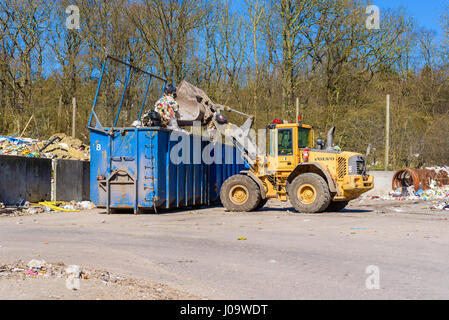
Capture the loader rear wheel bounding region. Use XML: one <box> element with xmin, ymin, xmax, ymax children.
<box><xmin>288</xmin><ymin>173</ymin><xmax>331</xmax><ymax>213</ymax></box>
<box><xmin>220</xmin><ymin>175</ymin><xmax>261</xmax><ymax>212</ymax></box>
<box><xmin>325</xmin><ymin>201</ymin><xmax>349</xmax><ymax>212</ymax></box>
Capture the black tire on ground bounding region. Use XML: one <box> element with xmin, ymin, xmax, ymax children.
<box><xmin>220</xmin><ymin>175</ymin><xmax>261</xmax><ymax>212</ymax></box>
<box><xmin>288</xmin><ymin>173</ymin><xmax>331</xmax><ymax>213</ymax></box>
<box><xmin>253</xmin><ymin>198</ymin><xmax>269</xmax><ymax>211</ymax></box>
<box><xmin>325</xmin><ymin>201</ymin><xmax>349</xmax><ymax>212</ymax></box>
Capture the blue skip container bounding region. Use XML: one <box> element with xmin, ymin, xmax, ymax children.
<box><xmin>88</xmin><ymin>56</ymin><xmax>246</xmax><ymax>213</ymax></box>
<box><xmin>89</xmin><ymin>127</ymin><xmax>245</xmax><ymax>213</ymax></box>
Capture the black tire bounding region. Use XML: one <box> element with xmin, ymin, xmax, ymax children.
<box><xmin>288</xmin><ymin>173</ymin><xmax>331</xmax><ymax>213</ymax></box>
<box><xmin>220</xmin><ymin>175</ymin><xmax>261</xmax><ymax>212</ymax></box>
<box><xmin>325</xmin><ymin>201</ymin><xmax>349</xmax><ymax>212</ymax></box>
<box><xmin>253</xmin><ymin>198</ymin><xmax>269</xmax><ymax>211</ymax></box>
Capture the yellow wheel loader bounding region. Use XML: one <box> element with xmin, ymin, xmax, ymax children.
<box><xmin>176</xmin><ymin>81</ymin><xmax>374</xmax><ymax>213</ymax></box>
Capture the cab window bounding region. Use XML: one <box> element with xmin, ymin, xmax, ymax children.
<box><xmin>298</xmin><ymin>127</ymin><xmax>310</xmax><ymax>148</ymax></box>
<box><xmin>278</xmin><ymin>129</ymin><xmax>293</xmax><ymax>155</ymax></box>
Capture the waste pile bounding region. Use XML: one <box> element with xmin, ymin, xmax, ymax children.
<box><xmin>366</xmin><ymin>167</ymin><xmax>449</xmax><ymax>211</ymax></box>
<box><xmin>0</xmin><ymin>259</ymin><xmax>192</xmax><ymax>299</ymax></box>
<box><xmin>0</xmin><ymin>136</ymin><xmax>43</xmax><ymax>157</ymax></box>
<box><xmin>392</xmin><ymin>167</ymin><xmax>449</xmax><ymax>191</ymax></box>
<box><xmin>0</xmin><ymin>133</ymin><xmax>89</xmax><ymax>160</ymax></box>
<box><xmin>0</xmin><ymin>259</ymin><xmax>121</xmax><ymax>283</ymax></box>
<box><xmin>0</xmin><ymin>200</ymin><xmax>96</xmax><ymax>217</ymax></box>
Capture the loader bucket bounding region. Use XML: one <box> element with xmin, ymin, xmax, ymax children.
<box><xmin>176</xmin><ymin>81</ymin><xmax>214</xmax><ymax>126</ymax></box>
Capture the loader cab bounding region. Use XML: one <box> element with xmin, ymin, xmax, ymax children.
<box><xmin>267</xmin><ymin>122</ymin><xmax>314</xmax><ymax>172</ymax></box>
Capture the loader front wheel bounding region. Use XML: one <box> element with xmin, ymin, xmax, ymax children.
<box><xmin>220</xmin><ymin>175</ymin><xmax>261</xmax><ymax>212</ymax></box>
<box><xmin>289</xmin><ymin>173</ymin><xmax>331</xmax><ymax>213</ymax></box>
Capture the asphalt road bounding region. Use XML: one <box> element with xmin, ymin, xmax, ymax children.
<box><xmin>1</xmin><ymin>199</ymin><xmax>448</xmax><ymax>299</ymax></box>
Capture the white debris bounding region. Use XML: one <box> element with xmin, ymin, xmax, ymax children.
<box><xmin>78</xmin><ymin>201</ymin><xmax>95</xmax><ymax>210</ymax></box>
<box><xmin>27</xmin><ymin>259</ymin><xmax>45</xmax><ymax>269</ymax></box>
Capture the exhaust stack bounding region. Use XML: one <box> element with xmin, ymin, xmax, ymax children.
<box><xmin>326</xmin><ymin>127</ymin><xmax>335</xmax><ymax>150</ymax></box>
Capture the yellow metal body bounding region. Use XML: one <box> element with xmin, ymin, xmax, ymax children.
<box><xmin>252</xmin><ymin>123</ymin><xmax>374</xmax><ymax>202</ymax></box>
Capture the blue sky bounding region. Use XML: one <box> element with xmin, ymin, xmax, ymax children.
<box><xmin>373</xmin><ymin>0</ymin><xmax>447</xmax><ymax>36</ymax></box>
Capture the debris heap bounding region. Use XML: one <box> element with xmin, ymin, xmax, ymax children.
<box><xmin>0</xmin><ymin>133</ymin><xmax>90</xmax><ymax>160</ymax></box>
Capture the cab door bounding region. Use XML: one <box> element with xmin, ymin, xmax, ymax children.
<box><xmin>276</xmin><ymin>128</ymin><xmax>296</xmax><ymax>172</ymax></box>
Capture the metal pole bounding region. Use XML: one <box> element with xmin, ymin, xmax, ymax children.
<box><xmin>72</xmin><ymin>97</ymin><xmax>76</xmax><ymax>137</ymax></box>
<box><xmin>58</xmin><ymin>95</ymin><xmax>62</xmax><ymax>131</ymax></box>
<box><xmin>385</xmin><ymin>94</ymin><xmax>390</xmax><ymax>171</ymax></box>
<box><xmin>296</xmin><ymin>98</ymin><xmax>299</xmax><ymax>123</ymax></box>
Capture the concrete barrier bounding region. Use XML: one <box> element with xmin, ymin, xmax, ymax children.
<box><xmin>53</xmin><ymin>159</ymin><xmax>90</xmax><ymax>202</ymax></box>
<box><xmin>0</xmin><ymin>155</ymin><xmax>51</xmax><ymax>205</ymax></box>
<box><xmin>366</xmin><ymin>171</ymin><xmax>395</xmax><ymax>195</ymax></box>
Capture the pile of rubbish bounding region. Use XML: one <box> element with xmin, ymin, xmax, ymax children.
<box><xmin>0</xmin><ymin>200</ymin><xmax>96</xmax><ymax>217</ymax></box>
<box><xmin>0</xmin><ymin>136</ymin><xmax>43</xmax><ymax>157</ymax></box>
<box><xmin>367</xmin><ymin>170</ymin><xmax>449</xmax><ymax>211</ymax></box>
<box><xmin>0</xmin><ymin>133</ymin><xmax>90</xmax><ymax>160</ymax></box>
<box><xmin>388</xmin><ymin>167</ymin><xmax>449</xmax><ymax>205</ymax></box>
<box><xmin>0</xmin><ymin>260</ymin><xmax>81</xmax><ymax>279</ymax></box>
<box><xmin>392</xmin><ymin>167</ymin><xmax>449</xmax><ymax>191</ymax></box>
<box><xmin>388</xmin><ymin>183</ymin><xmax>449</xmax><ymax>200</ymax></box>
<box><xmin>0</xmin><ymin>259</ymin><xmax>124</xmax><ymax>284</ymax></box>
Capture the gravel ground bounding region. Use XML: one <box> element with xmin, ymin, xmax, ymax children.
<box><xmin>1</xmin><ymin>198</ymin><xmax>448</xmax><ymax>300</ymax></box>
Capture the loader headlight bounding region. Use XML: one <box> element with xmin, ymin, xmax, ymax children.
<box><xmin>348</xmin><ymin>155</ymin><xmax>367</xmax><ymax>175</ymax></box>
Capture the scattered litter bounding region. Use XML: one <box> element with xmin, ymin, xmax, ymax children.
<box><xmin>1</xmin><ymin>200</ymin><xmax>95</xmax><ymax>217</ymax></box>
<box><xmin>36</xmin><ymin>201</ymin><xmax>80</xmax><ymax>212</ymax></box>
<box><xmin>237</xmin><ymin>237</ymin><xmax>247</xmax><ymax>240</ymax></box>
<box><xmin>430</xmin><ymin>202</ymin><xmax>449</xmax><ymax>211</ymax></box>
<box><xmin>0</xmin><ymin>260</ymin><xmax>143</xmax><ymax>291</ymax></box>
<box><xmin>269</xmin><ymin>259</ymin><xmax>277</xmax><ymax>263</ymax></box>
<box><xmin>351</xmin><ymin>227</ymin><xmax>366</xmax><ymax>230</ymax></box>
<box><xmin>367</xmin><ymin>171</ymin><xmax>449</xmax><ymax>207</ymax></box>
